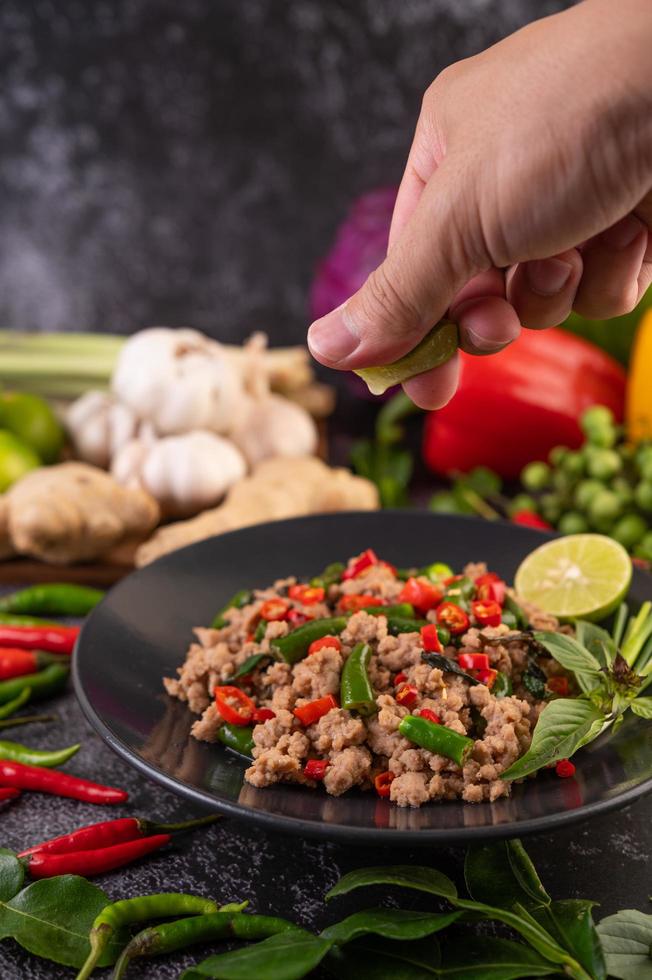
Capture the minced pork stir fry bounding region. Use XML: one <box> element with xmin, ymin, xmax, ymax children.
<box><xmin>164</xmin><ymin>550</ymin><xmax>573</xmax><ymax>807</ymax></box>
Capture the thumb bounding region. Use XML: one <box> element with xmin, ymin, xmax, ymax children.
<box><xmin>308</xmin><ymin>160</ymin><xmax>482</xmax><ymax>370</ymax></box>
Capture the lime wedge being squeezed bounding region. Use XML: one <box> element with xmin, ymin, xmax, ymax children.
<box><xmin>514</xmin><ymin>533</ymin><xmax>632</xmax><ymax>622</ymax></box>
<box><xmin>354</xmin><ymin>320</ymin><xmax>458</xmax><ymax>396</ymax></box>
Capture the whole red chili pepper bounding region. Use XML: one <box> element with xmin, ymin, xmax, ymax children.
<box><xmin>0</xmin><ymin>760</ymin><xmax>128</xmax><ymax>804</ymax></box>
<box><xmin>0</xmin><ymin>787</ymin><xmax>20</xmax><ymax>801</ymax></box>
<box><xmin>0</xmin><ymin>648</ymin><xmax>65</xmax><ymax>681</ymax></box>
<box><xmin>18</xmin><ymin>813</ymin><xmax>219</xmax><ymax>858</ymax></box>
<box><xmin>25</xmin><ymin>834</ymin><xmax>170</xmax><ymax>879</ymax></box>
<box><xmin>0</xmin><ymin>625</ymin><xmax>79</xmax><ymax>655</ymax></box>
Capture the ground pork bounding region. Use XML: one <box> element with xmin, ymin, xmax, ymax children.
<box><xmin>292</xmin><ymin>647</ymin><xmax>343</xmax><ymax>699</ymax></box>
<box><xmin>323</xmin><ymin>746</ymin><xmax>372</xmax><ymax>795</ymax></box>
<box><xmin>376</xmin><ymin>632</ymin><xmax>422</xmax><ymax>672</ymax></box>
<box><xmin>309</xmin><ymin>708</ymin><xmax>366</xmax><ymax>753</ymax></box>
<box><xmin>340</xmin><ymin>610</ymin><xmax>388</xmax><ymax>647</ymax></box>
<box><xmin>191</xmin><ymin>703</ymin><xmax>222</xmax><ymax>742</ymax></box>
<box><xmin>337</xmin><ymin>564</ymin><xmax>403</xmax><ymax>601</ymax></box>
<box><xmin>390</xmin><ymin>771</ymin><xmax>430</xmax><ymax>807</ymax></box>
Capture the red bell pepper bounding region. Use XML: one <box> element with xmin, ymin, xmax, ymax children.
<box><xmin>423</xmin><ymin>328</ymin><xmax>626</xmax><ymax>479</ymax></box>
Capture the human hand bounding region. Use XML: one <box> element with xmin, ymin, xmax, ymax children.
<box><xmin>308</xmin><ymin>0</ymin><xmax>652</xmax><ymax>408</ymax></box>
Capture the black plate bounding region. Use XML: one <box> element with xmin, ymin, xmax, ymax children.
<box><xmin>74</xmin><ymin>511</ymin><xmax>652</xmax><ymax>845</ymax></box>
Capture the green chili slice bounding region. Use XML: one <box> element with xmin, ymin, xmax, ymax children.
<box><xmin>492</xmin><ymin>672</ymin><xmax>513</xmax><ymax>699</ymax></box>
<box><xmin>340</xmin><ymin>642</ymin><xmax>376</xmax><ymax>716</ymax></box>
<box><xmin>271</xmin><ymin>617</ymin><xmax>347</xmax><ymax>664</ymax></box>
<box><xmin>210</xmin><ymin>590</ymin><xmax>254</xmax><ymax>629</ymax></box>
<box><xmin>361</xmin><ymin>603</ymin><xmax>415</xmax><ymax>618</ymax></box>
<box><xmin>398</xmin><ymin>714</ymin><xmax>474</xmax><ymax>767</ymax></box>
<box><xmin>310</xmin><ymin>562</ymin><xmax>345</xmax><ymax>589</ymax></box>
<box><xmin>387</xmin><ymin>616</ymin><xmax>428</xmax><ymax>636</ymax></box>
<box><xmin>217</xmin><ymin>723</ymin><xmax>254</xmax><ymax>758</ymax></box>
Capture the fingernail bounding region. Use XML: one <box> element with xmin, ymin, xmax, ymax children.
<box><xmin>465</xmin><ymin>324</ymin><xmax>519</xmax><ymax>353</ymax></box>
<box><xmin>308</xmin><ymin>304</ymin><xmax>360</xmax><ymax>364</ymax></box>
<box><xmin>602</xmin><ymin>214</ymin><xmax>644</xmax><ymax>250</ymax></box>
<box><xmin>525</xmin><ymin>258</ymin><xmax>573</xmax><ymax>296</ymax></box>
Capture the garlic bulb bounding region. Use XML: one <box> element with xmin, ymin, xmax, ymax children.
<box><xmin>111</xmin><ymin>430</ymin><xmax>246</xmax><ymax>517</ymax></box>
<box><xmin>112</xmin><ymin>327</ymin><xmax>243</xmax><ymax>435</ymax></box>
<box><xmin>229</xmin><ymin>393</ymin><xmax>318</xmax><ymax>468</ymax></box>
<box><xmin>65</xmin><ymin>391</ymin><xmax>138</xmax><ymax>469</ymax></box>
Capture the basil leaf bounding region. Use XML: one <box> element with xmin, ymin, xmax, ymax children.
<box><xmin>326</xmin><ymin>866</ymin><xmax>457</xmax><ymax>902</ymax></box>
<box><xmin>533</xmin><ymin>900</ymin><xmax>606</xmax><ymax>980</ymax></box>
<box><xmin>0</xmin><ymin>875</ymin><xmax>122</xmax><ymax>968</ymax></box>
<box><xmin>501</xmin><ymin>698</ymin><xmax>607</xmax><ymax>780</ymax></box>
<box><xmin>631</xmin><ymin>697</ymin><xmax>652</xmax><ymax>719</ymax></box>
<box><xmin>324</xmin><ymin>936</ymin><xmax>439</xmax><ymax>978</ymax></box>
<box><xmin>181</xmin><ymin>929</ymin><xmax>331</xmax><ymax>980</ymax></box>
<box><xmin>597</xmin><ymin>909</ymin><xmax>652</xmax><ymax>980</ymax></box>
<box><xmin>574</xmin><ymin>620</ymin><xmax>616</xmax><ymax>668</ymax></box>
<box><xmin>534</xmin><ymin>631</ymin><xmax>602</xmax><ymax>680</ymax></box>
<box><xmin>421</xmin><ymin>653</ymin><xmax>479</xmax><ymax>686</ymax></box>
<box><xmin>231</xmin><ymin>653</ymin><xmax>269</xmax><ymax>681</ymax></box>
<box><xmin>464</xmin><ymin>841</ymin><xmax>550</xmax><ymax>912</ymax></box>
<box><xmin>321</xmin><ymin>908</ymin><xmax>460</xmax><ymax>944</ymax></box>
<box><xmin>0</xmin><ymin>849</ymin><xmax>24</xmax><ymax>903</ymax></box>
<box><xmin>438</xmin><ymin>936</ymin><xmax>559</xmax><ymax>978</ymax></box>
<box><xmin>523</xmin><ymin>663</ymin><xmax>548</xmax><ymax>700</ymax></box>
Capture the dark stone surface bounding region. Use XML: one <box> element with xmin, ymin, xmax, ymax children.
<box><xmin>0</xmin><ymin>0</ymin><xmax>573</xmax><ymax>343</ymax></box>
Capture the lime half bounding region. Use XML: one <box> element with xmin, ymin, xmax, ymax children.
<box><xmin>514</xmin><ymin>533</ymin><xmax>632</xmax><ymax>622</ymax></box>
<box><xmin>354</xmin><ymin>320</ymin><xmax>458</xmax><ymax>396</ymax></box>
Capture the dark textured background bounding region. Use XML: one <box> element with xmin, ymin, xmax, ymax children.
<box><xmin>0</xmin><ymin>0</ymin><xmax>573</xmax><ymax>343</ymax></box>
<box><xmin>5</xmin><ymin>2</ymin><xmax>648</xmax><ymax>977</ymax></box>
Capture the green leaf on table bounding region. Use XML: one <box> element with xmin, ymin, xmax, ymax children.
<box><xmin>501</xmin><ymin>698</ymin><xmax>606</xmax><ymax>780</ymax></box>
<box><xmin>322</xmin><ymin>908</ymin><xmax>460</xmax><ymax>945</ymax></box>
<box><xmin>180</xmin><ymin>929</ymin><xmax>331</xmax><ymax>980</ymax></box>
<box><xmin>438</xmin><ymin>936</ymin><xmax>559</xmax><ymax>979</ymax></box>
<box><xmin>0</xmin><ymin>875</ymin><xmax>122</xmax><ymax>968</ymax></box>
<box><xmin>534</xmin><ymin>631</ymin><xmax>603</xmax><ymax>682</ymax></box>
<box><xmin>326</xmin><ymin>866</ymin><xmax>457</xmax><ymax>902</ymax></box>
<box><xmin>534</xmin><ymin>900</ymin><xmax>606</xmax><ymax>980</ymax></box>
<box><xmin>324</xmin><ymin>936</ymin><xmax>440</xmax><ymax>979</ymax></box>
<box><xmin>464</xmin><ymin>840</ymin><xmax>550</xmax><ymax>912</ymax></box>
<box><xmin>574</xmin><ymin>621</ymin><xmax>616</xmax><ymax>668</ymax></box>
<box><xmin>597</xmin><ymin>909</ymin><xmax>652</xmax><ymax>980</ymax></box>
<box><xmin>631</xmin><ymin>697</ymin><xmax>652</xmax><ymax>719</ymax></box>
<box><xmin>0</xmin><ymin>849</ymin><xmax>24</xmax><ymax>903</ymax></box>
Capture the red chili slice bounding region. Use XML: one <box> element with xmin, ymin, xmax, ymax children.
<box><xmin>419</xmin><ymin>708</ymin><xmax>442</xmax><ymax>724</ymax></box>
<box><xmin>458</xmin><ymin>652</ymin><xmax>490</xmax><ymax>671</ymax></box>
<box><xmin>420</xmin><ymin>624</ymin><xmax>443</xmax><ymax>653</ymax></box>
<box><xmin>512</xmin><ymin>510</ymin><xmax>553</xmax><ymax>531</ymax></box>
<box><xmin>398</xmin><ymin>577</ymin><xmax>443</xmax><ymax>615</ymax></box>
<box><xmin>374</xmin><ymin>771</ymin><xmax>395</xmax><ymax>798</ymax></box>
<box><xmin>475</xmin><ymin>668</ymin><xmax>498</xmax><ymax>689</ymax></box>
<box><xmin>252</xmin><ymin>708</ymin><xmax>276</xmax><ymax>723</ymax></box>
<box><xmin>308</xmin><ymin>636</ymin><xmax>342</xmax><ymax>655</ymax></box>
<box><xmin>436</xmin><ymin>602</ymin><xmax>470</xmax><ymax>636</ymax></box>
<box><xmin>304</xmin><ymin>759</ymin><xmax>330</xmax><ymax>780</ymax></box>
<box><xmin>475</xmin><ymin>573</ymin><xmax>506</xmax><ymax>606</ymax></box>
<box><xmin>288</xmin><ymin>585</ymin><xmax>325</xmax><ymax>605</ymax></box>
<box><xmin>395</xmin><ymin>684</ymin><xmax>418</xmax><ymax>708</ymax></box>
<box><xmin>342</xmin><ymin>549</ymin><xmax>379</xmax><ymax>581</ymax></box>
<box><xmin>547</xmin><ymin>676</ymin><xmax>570</xmax><ymax>696</ymax></box>
<box><xmin>287</xmin><ymin>609</ymin><xmax>311</xmax><ymax>626</ymax></box>
<box><xmin>214</xmin><ymin>686</ymin><xmax>256</xmax><ymax>726</ymax></box>
<box><xmin>293</xmin><ymin>694</ymin><xmax>338</xmax><ymax>726</ymax></box>
<box><xmin>338</xmin><ymin>594</ymin><xmax>385</xmax><ymax>613</ymax></box>
<box><xmin>472</xmin><ymin>599</ymin><xmax>502</xmax><ymax>628</ymax></box>
<box><xmin>393</xmin><ymin>671</ymin><xmax>408</xmax><ymax>686</ymax></box>
<box><xmin>259</xmin><ymin>599</ymin><xmax>291</xmax><ymax>621</ymax></box>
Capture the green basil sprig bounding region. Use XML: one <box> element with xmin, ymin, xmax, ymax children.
<box><xmin>597</xmin><ymin>908</ymin><xmax>652</xmax><ymax>980</ymax></box>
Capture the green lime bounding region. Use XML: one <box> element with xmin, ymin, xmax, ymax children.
<box><xmin>588</xmin><ymin>489</ymin><xmax>622</xmax><ymax>526</ymax></box>
<box><xmin>522</xmin><ymin>461</ymin><xmax>552</xmax><ymax>492</ymax></box>
<box><xmin>636</xmin><ymin>444</ymin><xmax>652</xmax><ymax>470</ymax></box>
<box><xmin>640</xmin><ymin>459</ymin><xmax>652</xmax><ymax>484</ymax></box>
<box><xmin>611</xmin><ymin>477</ymin><xmax>634</xmax><ymax>507</ymax></box>
<box><xmin>514</xmin><ymin>533</ymin><xmax>632</xmax><ymax>621</ymax></box>
<box><xmin>635</xmin><ymin>532</ymin><xmax>652</xmax><ymax>563</ymax></box>
<box><xmin>548</xmin><ymin>446</ymin><xmax>568</xmax><ymax>467</ymax></box>
<box><xmin>612</xmin><ymin>514</ymin><xmax>647</xmax><ymax>550</ymax></box>
<box><xmin>0</xmin><ymin>431</ymin><xmax>40</xmax><ymax>491</ymax></box>
<box><xmin>635</xmin><ymin>481</ymin><xmax>652</xmax><ymax>513</ymax></box>
<box><xmin>355</xmin><ymin>320</ymin><xmax>458</xmax><ymax>396</ymax></box>
<box><xmin>558</xmin><ymin>512</ymin><xmax>589</xmax><ymax>535</ymax></box>
<box><xmin>581</xmin><ymin>405</ymin><xmax>614</xmax><ymax>432</ymax></box>
<box><xmin>560</xmin><ymin>451</ymin><xmax>584</xmax><ymax>477</ymax></box>
<box><xmin>540</xmin><ymin>492</ymin><xmax>563</xmax><ymax>524</ymax></box>
<box><xmin>586</xmin><ymin>447</ymin><xmax>622</xmax><ymax>480</ymax></box>
<box><xmin>0</xmin><ymin>392</ymin><xmax>64</xmax><ymax>463</ymax></box>
<box><xmin>574</xmin><ymin>479</ymin><xmax>604</xmax><ymax>511</ymax></box>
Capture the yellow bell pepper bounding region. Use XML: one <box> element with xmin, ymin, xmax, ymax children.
<box><xmin>627</xmin><ymin>309</ymin><xmax>652</xmax><ymax>442</ymax></box>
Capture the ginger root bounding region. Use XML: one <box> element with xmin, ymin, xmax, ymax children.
<box><xmin>136</xmin><ymin>456</ymin><xmax>378</xmax><ymax>566</ymax></box>
<box><xmin>4</xmin><ymin>462</ymin><xmax>160</xmax><ymax>564</ymax></box>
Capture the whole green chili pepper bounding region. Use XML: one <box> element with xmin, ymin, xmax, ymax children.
<box><xmin>217</xmin><ymin>723</ymin><xmax>254</xmax><ymax>757</ymax></box>
<box><xmin>340</xmin><ymin>643</ymin><xmax>376</xmax><ymax>716</ymax></box>
<box><xmin>310</xmin><ymin>561</ymin><xmax>345</xmax><ymax>589</ymax></box>
<box><xmin>0</xmin><ymin>738</ymin><xmax>79</xmax><ymax>768</ymax></box>
<box><xmin>76</xmin><ymin>893</ymin><xmax>220</xmax><ymax>980</ymax></box>
<box><xmin>0</xmin><ymin>583</ymin><xmax>104</xmax><ymax>617</ymax></box>
<box><xmin>387</xmin><ymin>616</ymin><xmax>428</xmax><ymax>636</ymax></box>
<box><xmin>271</xmin><ymin>616</ymin><xmax>347</xmax><ymax>664</ymax></box>
<box><xmin>112</xmin><ymin>912</ymin><xmax>298</xmax><ymax>979</ymax></box>
<box><xmin>361</xmin><ymin>603</ymin><xmax>415</xmax><ymax>618</ymax></box>
<box><xmin>492</xmin><ymin>672</ymin><xmax>513</xmax><ymax>698</ymax></box>
<box><xmin>398</xmin><ymin>714</ymin><xmax>474</xmax><ymax>767</ymax></box>
<box><xmin>444</xmin><ymin>576</ymin><xmax>475</xmax><ymax>603</ymax></box>
<box><xmin>210</xmin><ymin>589</ymin><xmax>254</xmax><ymax>629</ymax></box>
<box><xmin>0</xmin><ymin>713</ymin><xmax>55</xmax><ymax>729</ymax></box>
<box><xmin>0</xmin><ymin>688</ymin><xmax>30</xmax><ymax>718</ymax></box>
<box><xmin>0</xmin><ymin>613</ymin><xmax>59</xmax><ymax>627</ymax></box>
<box><xmin>0</xmin><ymin>662</ymin><xmax>68</xmax><ymax>705</ymax></box>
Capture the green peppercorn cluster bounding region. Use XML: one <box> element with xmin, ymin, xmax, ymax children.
<box><xmin>517</xmin><ymin>406</ymin><xmax>652</xmax><ymax>559</ymax></box>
